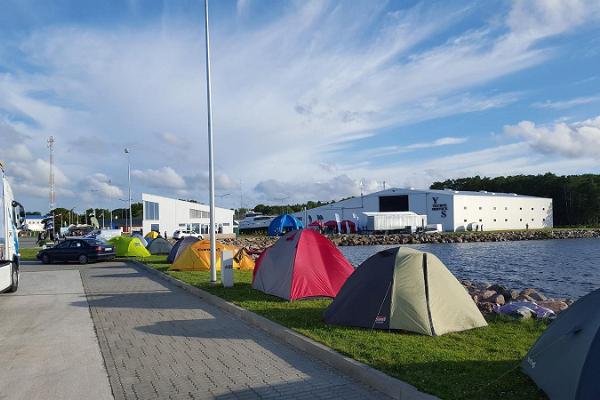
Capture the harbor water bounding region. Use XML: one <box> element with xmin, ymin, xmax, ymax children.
<box><xmin>339</xmin><ymin>237</ymin><xmax>600</xmax><ymax>300</ymax></box>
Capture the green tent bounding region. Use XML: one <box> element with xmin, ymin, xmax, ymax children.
<box><xmin>324</xmin><ymin>247</ymin><xmax>487</xmax><ymax>336</ymax></box>
<box><xmin>522</xmin><ymin>288</ymin><xmax>600</xmax><ymax>399</ymax></box>
<box><xmin>108</xmin><ymin>236</ymin><xmax>151</xmax><ymax>258</ymax></box>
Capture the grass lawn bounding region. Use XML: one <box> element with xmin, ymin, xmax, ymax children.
<box><xmin>20</xmin><ymin>247</ymin><xmax>40</xmax><ymax>261</ymax></box>
<box><xmin>142</xmin><ymin>255</ymin><xmax>547</xmax><ymax>400</ymax></box>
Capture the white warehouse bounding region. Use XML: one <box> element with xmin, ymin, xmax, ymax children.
<box><xmin>293</xmin><ymin>188</ymin><xmax>553</xmax><ymax>232</ymax></box>
<box><xmin>142</xmin><ymin>193</ymin><xmax>234</xmax><ymax>237</ymax></box>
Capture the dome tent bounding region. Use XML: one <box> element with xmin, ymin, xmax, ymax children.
<box><xmin>324</xmin><ymin>247</ymin><xmax>487</xmax><ymax>336</ymax></box>
<box><xmin>252</xmin><ymin>230</ymin><xmax>354</xmax><ymax>301</ymax></box>
<box><xmin>131</xmin><ymin>233</ymin><xmax>148</xmax><ymax>247</ymax></box>
<box><xmin>108</xmin><ymin>236</ymin><xmax>151</xmax><ymax>258</ymax></box>
<box><xmin>146</xmin><ymin>237</ymin><xmax>173</xmax><ymax>255</ymax></box>
<box><xmin>521</xmin><ymin>288</ymin><xmax>600</xmax><ymax>400</ymax></box>
<box><xmin>268</xmin><ymin>214</ymin><xmax>304</xmax><ymax>236</ymax></box>
<box><xmin>145</xmin><ymin>231</ymin><xmax>160</xmax><ymax>240</ymax></box>
<box><xmin>167</xmin><ymin>236</ymin><xmax>199</xmax><ymax>263</ymax></box>
<box><xmin>169</xmin><ymin>240</ymin><xmax>254</xmax><ymax>272</ymax></box>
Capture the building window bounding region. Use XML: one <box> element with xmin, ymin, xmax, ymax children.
<box><xmin>144</xmin><ymin>201</ymin><xmax>159</xmax><ymax>220</ymax></box>
<box><xmin>493</xmin><ymin>207</ymin><xmax>496</xmax><ymax>210</ymax></box>
<box><xmin>190</xmin><ymin>209</ymin><xmax>202</xmax><ymax>219</ymax></box>
<box><xmin>493</xmin><ymin>219</ymin><xmax>497</xmax><ymax>222</ymax></box>
<box><xmin>505</xmin><ymin>219</ymin><xmax>508</xmax><ymax>222</ymax></box>
<box><xmin>478</xmin><ymin>219</ymin><xmax>482</xmax><ymax>222</ymax></box>
<box><xmin>202</xmin><ymin>211</ymin><xmax>210</xmax><ymax>219</ymax></box>
<box><xmin>505</xmin><ymin>207</ymin><xmax>508</xmax><ymax>210</ymax></box>
<box><xmin>531</xmin><ymin>207</ymin><xmax>534</xmax><ymax>210</ymax></box>
<box><xmin>223</xmin><ymin>222</ymin><xmax>230</xmax><ymax>226</ymax></box>
<box><xmin>542</xmin><ymin>208</ymin><xmax>545</xmax><ymax>211</ymax></box>
<box><xmin>464</xmin><ymin>206</ymin><xmax>467</xmax><ymax>210</ymax></box>
<box><xmin>478</xmin><ymin>206</ymin><xmax>482</xmax><ymax>210</ymax></box>
<box><xmin>464</xmin><ymin>219</ymin><xmax>467</xmax><ymax>222</ymax></box>
<box><xmin>150</xmin><ymin>223</ymin><xmax>159</xmax><ymax>231</ymax></box>
<box><xmin>519</xmin><ymin>207</ymin><xmax>522</xmax><ymax>210</ymax></box>
<box><xmin>531</xmin><ymin>218</ymin><xmax>534</xmax><ymax>222</ymax></box>
<box><xmin>543</xmin><ymin>218</ymin><xmax>546</xmax><ymax>222</ymax></box>
<box><xmin>520</xmin><ymin>218</ymin><xmax>522</xmax><ymax>222</ymax></box>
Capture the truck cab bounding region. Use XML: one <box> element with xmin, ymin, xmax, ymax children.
<box><xmin>0</xmin><ymin>164</ymin><xmax>25</xmax><ymax>293</ymax></box>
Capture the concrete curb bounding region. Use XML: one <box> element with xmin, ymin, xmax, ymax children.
<box><xmin>131</xmin><ymin>261</ymin><xmax>437</xmax><ymax>400</ymax></box>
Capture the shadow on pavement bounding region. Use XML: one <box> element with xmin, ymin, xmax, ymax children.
<box><xmin>72</xmin><ymin>291</ymin><xmax>208</xmax><ymax>310</ymax></box>
<box><xmin>135</xmin><ymin>319</ymin><xmax>251</xmax><ymax>339</ymax></box>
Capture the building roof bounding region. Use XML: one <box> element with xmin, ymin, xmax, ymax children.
<box><xmin>370</xmin><ymin>188</ymin><xmax>550</xmax><ymax>199</ymax></box>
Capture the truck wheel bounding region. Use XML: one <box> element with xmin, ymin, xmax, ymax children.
<box><xmin>78</xmin><ymin>254</ymin><xmax>88</xmax><ymax>265</ymax></box>
<box><xmin>7</xmin><ymin>263</ymin><xmax>18</xmax><ymax>293</ymax></box>
<box><xmin>41</xmin><ymin>254</ymin><xmax>51</xmax><ymax>264</ymax></box>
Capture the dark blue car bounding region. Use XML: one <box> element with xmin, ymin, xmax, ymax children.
<box><xmin>37</xmin><ymin>239</ymin><xmax>116</xmax><ymax>264</ymax></box>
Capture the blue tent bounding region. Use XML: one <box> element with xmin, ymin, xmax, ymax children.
<box><xmin>268</xmin><ymin>214</ymin><xmax>304</xmax><ymax>236</ymax></box>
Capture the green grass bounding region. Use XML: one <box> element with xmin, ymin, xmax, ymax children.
<box><xmin>143</xmin><ymin>256</ymin><xmax>547</xmax><ymax>400</ymax></box>
<box><xmin>20</xmin><ymin>247</ymin><xmax>40</xmax><ymax>261</ymax></box>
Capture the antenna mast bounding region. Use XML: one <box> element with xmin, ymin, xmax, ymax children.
<box><xmin>47</xmin><ymin>136</ymin><xmax>56</xmax><ymax>210</ymax></box>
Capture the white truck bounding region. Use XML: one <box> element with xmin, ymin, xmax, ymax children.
<box><xmin>0</xmin><ymin>163</ymin><xmax>25</xmax><ymax>293</ymax></box>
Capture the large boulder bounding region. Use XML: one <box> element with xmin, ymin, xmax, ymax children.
<box><xmin>520</xmin><ymin>288</ymin><xmax>547</xmax><ymax>302</ymax></box>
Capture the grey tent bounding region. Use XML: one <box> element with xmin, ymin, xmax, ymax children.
<box><xmin>146</xmin><ymin>237</ymin><xmax>173</xmax><ymax>255</ymax></box>
<box><xmin>167</xmin><ymin>236</ymin><xmax>199</xmax><ymax>263</ymax></box>
<box><xmin>522</xmin><ymin>288</ymin><xmax>600</xmax><ymax>399</ymax></box>
<box><xmin>324</xmin><ymin>247</ymin><xmax>487</xmax><ymax>336</ymax></box>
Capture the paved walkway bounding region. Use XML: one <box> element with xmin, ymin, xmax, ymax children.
<box><xmin>0</xmin><ymin>268</ymin><xmax>112</xmax><ymax>400</ymax></box>
<box><xmin>61</xmin><ymin>261</ymin><xmax>385</xmax><ymax>400</ymax></box>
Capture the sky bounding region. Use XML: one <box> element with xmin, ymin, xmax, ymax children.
<box><xmin>1</xmin><ymin>0</ymin><xmax>600</xmax><ymax>214</ymax></box>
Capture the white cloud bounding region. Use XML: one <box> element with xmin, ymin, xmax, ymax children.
<box><xmin>531</xmin><ymin>96</ymin><xmax>600</xmax><ymax>110</ymax></box>
<box><xmin>132</xmin><ymin>167</ymin><xmax>187</xmax><ymax>189</ymax></box>
<box><xmin>87</xmin><ymin>173</ymin><xmax>124</xmax><ymax>199</ymax></box>
<box><xmin>504</xmin><ymin>116</ymin><xmax>600</xmax><ymax>158</ymax></box>
<box><xmin>360</xmin><ymin>136</ymin><xmax>467</xmax><ymax>158</ymax></box>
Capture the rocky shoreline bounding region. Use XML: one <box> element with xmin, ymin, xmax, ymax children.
<box><xmin>461</xmin><ymin>281</ymin><xmax>571</xmax><ymax>317</ymax></box>
<box><xmin>225</xmin><ymin>229</ymin><xmax>599</xmax><ymax>250</ymax></box>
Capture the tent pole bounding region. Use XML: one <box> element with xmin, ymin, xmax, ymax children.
<box><xmin>203</xmin><ymin>0</ymin><xmax>217</xmax><ymax>283</ymax></box>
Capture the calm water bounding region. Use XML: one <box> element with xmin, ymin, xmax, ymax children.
<box><xmin>339</xmin><ymin>238</ymin><xmax>600</xmax><ymax>300</ymax></box>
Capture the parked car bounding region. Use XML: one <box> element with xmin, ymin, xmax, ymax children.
<box><xmin>173</xmin><ymin>230</ymin><xmax>203</xmax><ymax>240</ymax></box>
<box><xmin>37</xmin><ymin>238</ymin><xmax>116</xmax><ymax>264</ymax></box>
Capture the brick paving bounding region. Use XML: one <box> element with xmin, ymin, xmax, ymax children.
<box><xmin>79</xmin><ymin>262</ymin><xmax>387</xmax><ymax>400</ymax></box>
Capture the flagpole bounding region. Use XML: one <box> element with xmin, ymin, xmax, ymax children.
<box><xmin>204</xmin><ymin>0</ymin><xmax>217</xmax><ymax>283</ymax></box>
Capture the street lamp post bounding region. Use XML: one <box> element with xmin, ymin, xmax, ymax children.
<box><xmin>124</xmin><ymin>148</ymin><xmax>133</xmax><ymax>234</ymax></box>
<box><xmin>203</xmin><ymin>0</ymin><xmax>217</xmax><ymax>283</ymax></box>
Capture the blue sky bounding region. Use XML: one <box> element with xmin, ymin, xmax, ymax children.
<box><xmin>1</xmin><ymin>0</ymin><xmax>600</xmax><ymax>213</ymax></box>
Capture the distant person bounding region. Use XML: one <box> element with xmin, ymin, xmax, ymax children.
<box><xmin>481</xmin><ymin>224</ymin><xmax>484</xmax><ymax>232</ymax></box>
<box><xmin>164</xmin><ymin>230</ymin><xmax>168</xmax><ymax>239</ymax></box>
<box><xmin>526</xmin><ymin>223</ymin><xmax>529</xmax><ymax>230</ymax></box>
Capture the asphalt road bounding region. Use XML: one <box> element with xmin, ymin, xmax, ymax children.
<box><xmin>0</xmin><ymin>261</ymin><xmax>113</xmax><ymax>400</ymax></box>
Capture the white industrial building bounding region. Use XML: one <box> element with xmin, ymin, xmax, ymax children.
<box><xmin>142</xmin><ymin>193</ymin><xmax>234</xmax><ymax>237</ymax></box>
<box><xmin>293</xmin><ymin>188</ymin><xmax>553</xmax><ymax>232</ymax></box>
<box><xmin>24</xmin><ymin>216</ymin><xmax>44</xmax><ymax>232</ymax></box>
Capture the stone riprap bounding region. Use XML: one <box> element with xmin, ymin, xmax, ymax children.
<box><xmin>460</xmin><ymin>280</ymin><xmax>571</xmax><ymax>317</ymax></box>
<box><xmin>226</xmin><ymin>229</ymin><xmax>600</xmax><ymax>250</ymax></box>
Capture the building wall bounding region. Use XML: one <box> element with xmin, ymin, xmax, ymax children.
<box><xmin>25</xmin><ymin>218</ymin><xmax>44</xmax><ymax>232</ymax></box>
<box><xmin>142</xmin><ymin>193</ymin><xmax>234</xmax><ymax>237</ymax></box>
<box><xmin>452</xmin><ymin>195</ymin><xmax>553</xmax><ymax>231</ymax></box>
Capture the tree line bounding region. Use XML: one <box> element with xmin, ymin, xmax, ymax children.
<box><xmin>430</xmin><ymin>173</ymin><xmax>600</xmax><ymax>227</ymax></box>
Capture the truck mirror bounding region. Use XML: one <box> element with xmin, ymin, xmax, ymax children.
<box><xmin>11</xmin><ymin>201</ymin><xmax>26</xmax><ymax>229</ymax></box>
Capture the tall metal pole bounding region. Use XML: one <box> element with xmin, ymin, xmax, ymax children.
<box><xmin>204</xmin><ymin>0</ymin><xmax>217</xmax><ymax>283</ymax></box>
<box><xmin>125</xmin><ymin>148</ymin><xmax>133</xmax><ymax>234</ymax></box>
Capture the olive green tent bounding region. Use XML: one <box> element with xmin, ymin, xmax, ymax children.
<box><xmin>108</xmin><ymin>236</ymin><xmax>151</xmax><ymax>257</ymax></box>
<box><xmin>324</xmin><ymin>247</ymin><xmax>487</xmax><ymax>336</ymax></box>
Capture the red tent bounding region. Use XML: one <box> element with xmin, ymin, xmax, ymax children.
<box><xmin>252</xmin><ymin>229</ymin><xmax>354</xmax><ymax>300</ymax></box>
<box><xmin>323</xmin><ymin>220</ymin><xmax>339</xmax><ymax>232</ymax></box>
<box><xmin>340</xmin><ymin>220</ymin><xmax>357</xmax><ymax>234</ymax></box>
<box><xmin>307</xmin><ymin>220</ymin><xmax>324</xmax><ymax>230</ymax></box>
